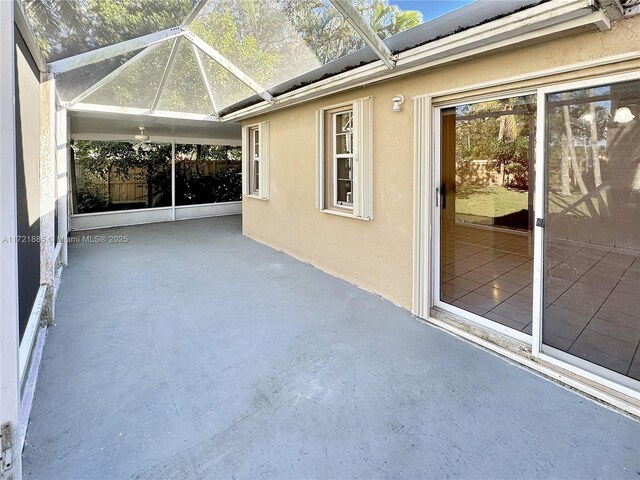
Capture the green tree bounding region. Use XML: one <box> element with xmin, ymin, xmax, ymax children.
<box><xmin>22</xmin><ymin>0</ymin><xmax>191</xmax><ymax>62</ymax></box>
<box><xmin>454</xmin><ymin>98</ymin><xmax>533</xmax><ymax>190</ymax></box>
<box><xmin>73</xmin><ymin>140</ymin><xmax>172</xmax><ymax>210</ymax></box>
<box><xmin>25</xmin><ymin>0</ymin><xmax>422</xmax><ymax>111</ymax></box>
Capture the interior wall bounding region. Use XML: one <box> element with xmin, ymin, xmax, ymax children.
<box><xmin>15</xmin><ymin>26</ymin><xmax>41</xmax><ymax>339</ymax></box>
<box><xmin>241</xmin><ymin>15</ymin><xmax>640</xmax><ymax>310</ymax></box>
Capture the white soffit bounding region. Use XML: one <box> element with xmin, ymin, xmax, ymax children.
<box><xmin>69</xmin><ymin>110</ymin><xmax>241</xmax><ymax>144</ymax></box>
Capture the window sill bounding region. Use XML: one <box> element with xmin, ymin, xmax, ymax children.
<box><xmin>320</xmin><ymin>208</ymin><xmax>372</xmax><ymax>222</ymax></box>
<box><xmin>245</xmin><ymin>194</ymin><xmax>268</xmax><ymax>201</ymax></box>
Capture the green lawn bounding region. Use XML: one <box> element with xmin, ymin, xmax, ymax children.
<box><xmin>455</xmin><ymin>185</ymin><xmax>528</xmax><ymax>221</ymax></box>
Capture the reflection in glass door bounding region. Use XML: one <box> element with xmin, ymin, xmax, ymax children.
<box><xmin>542</xmin><ymin>79</ymin><xmax>640</xmax><ymax>381</ymax></box>
<box><xmin>437</xmin><ymin>95</ymin><xmax>536</xmax><ymax>335</ymax></box>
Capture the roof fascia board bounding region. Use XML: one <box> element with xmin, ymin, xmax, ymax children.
<box><xmin>67</xmin><ymin>43</ymin><xmax>162</xmax><ymax>107</ymax></box>
<box><xmin>13</xmin><ymin>0</ymin><xmax>47</xmax><ymax>72</ymax></box>
<box><xmin>48</xmin><ymin>27</ymin><xmax>183</xmax><ymax>74</ymax></box>
<box><xmin>405</xmin><ymin>0</ymin><xmax>601</xmax><ymax>58</ymax></box>
<box><xmin>329</xmin><ymin>0</ymin><xmax>395</xmax><ymax>69</ymax></box>
<box><xmin>221</xmin><ymin>0</ymin><xmax>606</xmax><ymax>121</ymax></box>
<box><xmin>183</xmin><ymin>30</ymin><xmax>274</xmax><ymax>103</ymax></box>
<box><xmin>396</xmin><ymin>2</ymin><xmax>609</xmax><ymax>68</ymax></box>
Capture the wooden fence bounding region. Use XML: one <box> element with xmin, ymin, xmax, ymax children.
<box><xmin>76</xmin><ymin>160</ymin><xmax>240</xmax><ymax>207</ymax></box>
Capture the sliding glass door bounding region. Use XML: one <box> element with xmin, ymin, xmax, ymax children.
<box><xmin>435</xmin><ymin>95</ymin><xmax>536</xmax><ymax>340</ymax></box>
<box><xmin>541</xmin><ymin>77</ymin><xmax>640</xmax><ymax>383</ymax></box>
<box><xmin>432</xmin><ymin>76</ymin><xmax>639</xmax><ymax>388</ymax></box>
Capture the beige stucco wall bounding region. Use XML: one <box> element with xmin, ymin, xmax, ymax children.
<box><xmin>242</xmin><ymin>15</ymin><xmax>640</xmax><ymax>310</ymax></box>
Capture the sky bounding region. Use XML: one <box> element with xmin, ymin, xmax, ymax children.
<box><xmin>389</xmin><ymin>0</ymin><xmax>476</xmax><ymax>22</ymax></box>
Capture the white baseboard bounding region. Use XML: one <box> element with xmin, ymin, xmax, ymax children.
<box><xmin>18</xmin><ymin>285</ymin><xmax>47</xmax><ymax>388</ymax></box>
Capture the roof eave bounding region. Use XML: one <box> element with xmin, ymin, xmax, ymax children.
<box><xmin>220</xmin><ymin>0</ymin><xmax>611</xmax><ymax>123</ymax></box>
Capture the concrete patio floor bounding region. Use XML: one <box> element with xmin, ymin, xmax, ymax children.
<box><xmin>23</xmin><ymin>216</ymin><xmax>639</xmax><ymax>479</ymax></box>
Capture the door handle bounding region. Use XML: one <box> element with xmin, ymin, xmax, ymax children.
<box><xmin>441</xmin><ymin>184</ymin><xmax>447</xmax><ymax>209</ymax></box>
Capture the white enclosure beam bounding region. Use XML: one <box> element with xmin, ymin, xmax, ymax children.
<box><xmin>0</xmin><ymin>1</ymin><xmax>22</xmax><ymax>478</ymax></box>
<box><xmin>55</xmin><ymin>106</ymin><xmax>69</xmax><ymax>265</ymax></box>
<box><xmin>598</xmin><ymin>0</ymin><xmax>624</xmax><ymax>20</ymax></box>
<box><xmin>13</xmin><ymin>0</ymin><xmax>47</xmax><ymax>72</ymax></box>
<box><xmin>191</xmin><ymin>43</ymin><xmax>219</xmax><ymax>119</ymax></box>
<box><xmin>181</xmin><ymin>0</ymin><xmax>209</xmax><ymax>28</ymax></box>
<box><xmin>67</xmin><ymin>102</ymin><xmax>220</xmax><ymax>122</ymax></box>
<box><xmin>183</xmin><ymin>30</ymin><xmax>274</xmax><ymax>103</ymax></box>
<box><xmin>623</xmin><ymin>3</ymin><xmax>640</xmax><ymax>16</ymax></box>
<box><xmin>151</xmin><ymin>37</ymin><xmax>182</xmax><ymax>112</ymax></box>
<box><xmin>329</xmin><ymin>0</ymin><xmax>395</xmax><ymax>69</ymax></box>
<box><xmin>48</xmin><ymin>27</ymin><xmax>183</xmax><ymax>74</ymax></box>
<box><xmin>171</xmin><ymin>141</ymin><xmax>176</xmax><ymax>221</ymax></box>
<box><xmin>68</xmin><ymin>43</ymin><xmax>162</xmax><ymax>107</ymax></box>
<box><xmin>71</xmin><ymin>132</ymin><xmax>241</xmax><ymax>146</ymax></box>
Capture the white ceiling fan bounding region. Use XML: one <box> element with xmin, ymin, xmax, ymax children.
<box><xmin>131</xmin><ymin>126</ymin><xmax>152</xmax><ymax>152</ymax></box>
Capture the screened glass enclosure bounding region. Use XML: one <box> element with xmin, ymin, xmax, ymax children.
<box><xmin>18</xmin><ymin>0</ymin><xmax>433</xmax><ymax>118</ymax></box>
<box><xmin>72</xmin><ymin>141</ymin><xmax>241</xmax><ymax>214</ymax></box>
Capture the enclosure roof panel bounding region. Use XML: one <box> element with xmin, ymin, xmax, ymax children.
<box><xmin>18</xmin><ymin>0</ymin><xmax>546</xmax><ymax>119</ymax></box>
<box><xmin>20</xmin><ymin>0</ymin><xmax>193</xmax><ymax>63</ymax></box>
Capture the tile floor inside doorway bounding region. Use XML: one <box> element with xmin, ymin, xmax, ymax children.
<box><xmin>440</xmin><ymin>222</ymin><xmax>640</xmax><ymax>380</ymax></box>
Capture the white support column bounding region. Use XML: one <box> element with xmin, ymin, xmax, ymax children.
<box><xmin>39</xmin><ymin>74</ymin><xmax>56</xmax><ymax>325</ymax></box>
<box><xmin>55</xmin><ymin>106</ymin><xmax>69</xmax><ymax>267</ymax></box>
<box><xmin>48</xmin><ymin>27</ymin><xmax>183</xmax><ymax>74</ymax></box>
<box><xmin>0</xmin><ymin>1</ymin><xmax>22</xmax><ymax>477</ymax></box>
<box><xmin>412</xmin><ymin>96</ymin><xmax>432</xmax><ymax>319</ymax></box>
<box><xmin>171</xmin><ymin>141</ymin><xmax>176</xmax><ymax>221</ymax></box>
<box><xmin>183</xmin><ymin>31</ymin><xmax>274</xmax><ymax>104</ymax></box>
<box><xmin>329</xmin><ymin>0</ymin><xmax>396</xmax><ymax>69</ymax></box>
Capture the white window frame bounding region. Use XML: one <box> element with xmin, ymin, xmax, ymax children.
<box><xmin>251</xmin><ymin>126</ymin><xmax>260</xmax><ymax>195</ymax></box>
<box><xmin>316</xmin><ymin>97</ymin><xmax>373</xmax><ymax>220</ymax></box>
<box><xmin>332</xmin><ymin>109</ymin><xmax>354</xmax><ymax>209</ymax></box>
<box><xmin>242</xmin><ymin>121</ymin><xmax>269</xmax><ymax>200</ymax></box>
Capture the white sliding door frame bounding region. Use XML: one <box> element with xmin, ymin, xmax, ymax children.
<box><xmin>535</xmin><ymin>71</ymin><xmax>640</xmax><ymax>398</ymax></box>
<box><xmin>415</xmin><ymin>71</ymin><xmax>640</xmax><ymax>408</ymax></box>
<box><xmin>431</xmin><ymin>90</ymin><xmax>536</xmax><ymax>346</ymax></box>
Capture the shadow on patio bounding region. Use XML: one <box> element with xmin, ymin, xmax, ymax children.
<box><xmin>23</xmin><ymin>216</ymin><xmax>639</xmax><ymax>479</ymax></box>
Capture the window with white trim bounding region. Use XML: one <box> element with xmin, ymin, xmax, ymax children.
<box><xmin>333</xmin><ymin>109</ymin><xmax>354</xmax><ymax>207</ymax></box>
<box><xmin>243</xmin><ymin>121</ymin><xmax>269</xmax><ymax>200</ymax></box>
<box><xmin>317</xmin><ymin>98</ymin><xmax>373</xmax><ymax>219</ymax></box>
<box><xmin>250</xmin><ymin>126</ymin><xmax>260</xmax><ymax>195</ymax></box>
